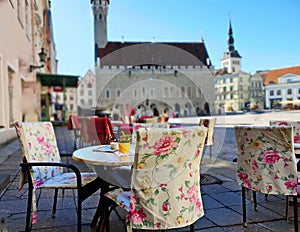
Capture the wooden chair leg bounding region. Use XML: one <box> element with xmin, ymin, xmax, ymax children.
<box><xmin>252</xmin><ymin>191</ymin><xmax>257</xmax><ymax>211</ymax></box>
<box><xmin>77</xmin><ymin>196</ymin><xmax>82</xmax><ymax>232</ymax></box>
<box><xmin>265</xmin><ymin>194</ymin><xmax>268</xmax><ymax>201</ymax></box>
<box><xmin>285</xmin><ymin>196</ymin><xmax>289</xmax><ymax>221</ymax></box>
<box><xmin>242</xmin><ymin>187</ymin><xmax>247</xmax><ymax>227</ymax></box>
<box><xmin>190</xmin><ymin>222</ymin><xmax>195</xmax><ymax>232</ymax></box>
<box><xmin>26</xmin><ymin>187</ymin><xmax>33</xmax><ymax>232</ymax></box>
<box><xmin>52</xmin><ymin>189</ymin><xmax>58</xmax><ymax>218</ymax></box>
<box><xmin>293</xmin><ymin>196</ymin><xmax>298</xmax><ymax>232</ymax></box>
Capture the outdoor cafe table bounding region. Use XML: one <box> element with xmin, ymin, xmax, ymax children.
<box><xmin>72</xmin><ymin>145</ymin><xmax>135</xmax><ymax>232</ymax></box>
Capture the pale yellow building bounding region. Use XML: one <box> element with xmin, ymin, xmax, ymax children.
<box><xmin>215</xmin><ymin>21</ymin><xmax>263</xmax><ymax>113</ymax></box>
<box><xmin>215</xmin><ymin>72</ymin><xmax>251</xmax><ymax>113</ymax></box>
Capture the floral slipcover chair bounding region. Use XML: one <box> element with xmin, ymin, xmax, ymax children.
<box><xmin>234</xmin><ymin>126</ymin><xmax>298</xmax><ymax>231</ymax></box>
<box><xmin>269</xmin><ymin>120</ymin><xmax>300</xmax><ymax>220</ymax></box>
<box><xmin>270</xmin><ymin>120</ymin><xmax>300</xmax><ymax>152</ymax></box>
<box><xmin>111</xmin><ymin>122</ymin><xmax>170</xmax><ymax>189</ymax></box>
<box><xmin>15</xmin><ymin>122</ymin><xmax>100</xmax><ymax>232</ymax></box>
<box><xmin>131</xmin><ymin>122</ymin><xmax>169</xmax><ymax>144</ymax></box>
<box><xmin>105</xmin><ymin>126</ymin><xmax>208</xmax><ymax>231</ymax></box>
<box><xmin>199</xmin><ymin>117</ymin><xmax>217</xmax><ymax>158</ymax></box>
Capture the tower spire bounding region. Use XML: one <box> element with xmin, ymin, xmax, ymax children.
<box><xmin>221</xmin><ymin>16</ymin><xmax>242</xmax><ymax>73</ymax></box>
<box><xmin>227</xmin><ymin>18</ymin><xmax>235</xmax><ymax>52</ymax></box>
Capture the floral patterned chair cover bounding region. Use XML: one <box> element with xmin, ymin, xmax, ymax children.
<box><xmin>270</xmin><ymin>120</ymin><xmax>300</xmax><ymax>152</ymax></box>
<box><xmin>269</xmin><ymin>120</ymin><xmax>300</xmax><ymax>220</ymax></box>
<box><xmin>235</xmin><ymin>125</ymin><xmax>298</xmax><ymax>230</ymax></box>
<box><xmin>15</xmin><ymin>122</ymin><xmax>99</xmax><ymax>231</ymax></box>
<box><xmin>199</xmin><ymin>117</ymin><xmax>216</xmax><ymax>146</ymax></box>
<box><xmin>131</xmin><ymin>122</ymin><xmax>169</xmax><ymax>144</ymax></box>
<box><xmin>105</xmin><ymin>126</ymin><xmax>208</xmax><ymax>231</ymax></box>
<box><xmin>199</xmin><ymin>117</ymin><xmax>216</xmax><ymax>158</ymax></box>
<box><xmin>111</xmin><ymin>122</ymin><xmax>170</xmax><ymax>189</ymax></box>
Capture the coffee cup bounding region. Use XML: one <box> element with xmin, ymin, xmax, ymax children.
<box><xmin>110</xmin><ymin>142</ymin><xmax>119</xmax><ymax>150</ymax></box>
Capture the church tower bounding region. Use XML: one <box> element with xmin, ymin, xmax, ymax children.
<box><xmin>221</xmin><ymin>20</ymin><xmax>242</xmax><ymax>73</ymax></box>
<box><xmin>91</xmin><ymin>0</ymin><xmax>109</xmax><ymax>62</ymax></box>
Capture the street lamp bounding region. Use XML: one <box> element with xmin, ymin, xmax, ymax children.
<box><xmin>29</xmin><ymin>47</ymin><xmax>47</xmax><ymax>72</ymax></box>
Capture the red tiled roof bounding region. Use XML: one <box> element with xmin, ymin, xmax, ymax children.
<box><xmin>97</xmin><ymin>41</ymin><xmax>211</xmax><ymax>67</ymax></box>
<box><xmin>215</xmin><ymin>68</ymin><xmax>228</xmax><ymax>75</ymax></box>
<box><xmin>264</xmin><ymin>66</ymin><xmax>300</xmax><ymax>85</ymax></box>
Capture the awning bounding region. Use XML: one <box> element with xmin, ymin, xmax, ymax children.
<box><xmin>279</xmin><ymin>100</ymin><xmax>293</xmax><ymax>104</ymax></box>
<box><xmin>36</xmin><ymin>73</ymin><xmax>79</xmax><ymax>87</ymax></box>
<box><xmin>279</xmin><ymin>99</ymin><xmax>300</xmax><ymax>104</ymax></box>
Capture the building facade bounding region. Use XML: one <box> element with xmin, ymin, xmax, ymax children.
<box><xmin>249</xmin><ymin>73</ymin><xmax>264</xmax><ymax>110</ymax></box>
<box><xmin>215</xmin><ymin>72</ymin><xmax>251</xmax><ymax>113</ymax></box>
<box><xmin>77</xmin><ymin>69</ymin><xmax>97</xmax><ymax>116</ymax></box>
<box><xmin>94</xmin><ymin>42</ymin><xmax>215</xmax><ymax>120</ymax></box>
<box><xmin>89</xmin><ymin>0</ymin><xmax>215</xmax><ymax>120</ymax></box>
<box><xmin>0</xmin><ymin>0</ymin><xmax>56</xmax><ymax>144</ymax></box>
<box><xmin>265</xmin><ymin>70</ymin><xmax>300</xmax><ymax>109</ymax></box>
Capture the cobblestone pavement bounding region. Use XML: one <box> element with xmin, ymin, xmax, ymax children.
<box><xmin>0</xmin><ymin>119</ymin><xmax>298</xmax><ymax>231</ymax></box>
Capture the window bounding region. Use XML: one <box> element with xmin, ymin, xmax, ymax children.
<box><xmin>298</xmin><ymin>88</ymin><xmax>300</xmax><ymax>94</ymax></box>
<box><xmin>80</xmin><ymin>99</ymin><xmax>84</xmax><ymax>105</ymax></box>
<box><xmin>196</xmin><ymin>87</ymin><xmax>201</xmax><ymax>97</ymax></box>
<box><xmin>186</xmin><ymin>86</ymin><xmax>191</xmax><ymax>97</ymax></box>
<box><xmin>230</xmin><ymin>77</ymin><xmax>233</xmax><ymax>83</ymax></box>
<box><xmin>70</xmin><ymin>104</ymin><xmax>73</xmax><ymax>111</ymax></box>
<box><xmin>223</xmin><ymin>94</ymin><xmax>226</xmax><ymax>100</ymax></box>
<box><xmin>149</xmin><ymin>89</ymin><xmax>154</xmax><ymax>98</ymax></box>
<box><xmin>88</xmin><ymin>90</ymin><xmax>93</xmax><ymax>96</ymax></box>
<box><xmin>88</xmin><ymin>99</ymin><xmax>93</xmax><ymax>105</ymax></box>
<box><xmin>223</xmin><ymin>87</ymin><xmax>226</xmax><ymax>92</ymax></box>
<box><xmin>277</xmin><ymin>90</ymin><xmax>281</xmax><ymax>96</ymax></box>
<box><xmin>116</xmin><ymin>89</ymin><xmax>121</xmax><ymax>98</ymax></box>
<box><xmin>87</xmin><ymin>82</ymin><xmax>92</xmax><ymax>88</ymax></box>
<box><xmin>230</xmin><ymin>86</ymin><xmax>233</xmax><ymax>91</ymax></box>
<box><xmin>270</xmin><ymin>90</ymin><xmax>274</xmax><ymax>96</ymax></box>
<box><xmin>180</xmin><ymin>87</ymin><xmax>185</xmax><ymax>98</ymax></box>
<box><xmin>133</xmin><ymin>89</ymin><xmax>138</xmax><ymax>98</ymax></box>
<box><xmin>163</xmin><ymin>87</ymin><xmax>168</xmax><ymax>98</ymax></box>
<box><xmin>69</xmin><ymin>95</ymin><xmax>74</xmax><ymax>101</ymax></box>
<box><xmin>17</xmin><ymin>0</ymin><xmax>23</xmax><ymax>27</ymax></box>
<box><xmin>287</xmin><ymin>89</ymin><xmax>292</xmax><ymax>95</ymax></box>
<box><xmin>8</xmin><ymin>68</ymin><xmax>15</xmax><ymax>126</ymax></box>
<box><xmin>80</xmin><ymin>89</ymin><xmax>84</xmax><ymax>96</ymax></box>
<box><xmin>25</xmin><ymin>0</ymin><xmax>30</xmax><ymax>39</ymax></box>
<box><xmin>105</xmin><ymin>90</ymin><xmax>110</xmax><ymax>99</ymax></box>
<box><xmin>141</xmin><ymin>86</ymin><xmax>146</xmax><ymax>98</ymax></box>
<box><xmin>223</xmin><ymin>78</ymin><xmax>226</xmax><ymax>84</ymax></box>
<box><xmin>230</xmin><ymin>94</ymin><xmax>234</xmax><ymax>99</ymax></box>
<box><xmin>170</xmin><ymin>87</ymin><xmax>174</xmax><ymax>97</ymax></box>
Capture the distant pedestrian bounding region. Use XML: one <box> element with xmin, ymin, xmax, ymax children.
<box><xmin>153</xmin><ymin>107</ymin><xmax>159</xmax><ymax>117</ymax></box>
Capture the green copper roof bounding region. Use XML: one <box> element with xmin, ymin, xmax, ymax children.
<box><xmin>37</xmin><ymin>73</ymin><xmax>79</xmax><ymax>87</ymax></box>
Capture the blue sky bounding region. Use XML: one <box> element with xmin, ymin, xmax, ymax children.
<box><xmin>51</xmin><ymin>0</ymin><xmax>300</xmax><ymax>76</ymax></box>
